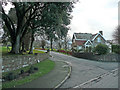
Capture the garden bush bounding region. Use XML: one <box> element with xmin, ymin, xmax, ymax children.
<box><xmin>28</xmin><ymin>66</ymin><xmax>35</xmax><ymax>73</ymax></box>
<box><xmin>20</xmin><ymin>70</ymin><xmax>24</xmax><ymax>74</ymax></box>
<box><xmin>28</xmin><ymin>66</ymin><xmax>38</xmax><ymax>73</ymax></box>
<box><xmin>5</xmin><ymin>72</ymin><xmax>18</xmax><ymax>81</ymax></box>
<box><xmin>57</xmin><ymin>49</ymin><xmax>72</xmax><ymax>55</ymax></box>
<box><xmin>94</xmin><ymin>44</ymin><xmax>109</xmax><ymax>55</ymax></box>
<box><xmin>34</xmin><ymin>67</ymin><xmax>38</xmax><ymax>71</ymax></box>
<box><xmin>112</xmin><ymin>45</ymin><xmax>120</xmax><ymax>54</ymax></box>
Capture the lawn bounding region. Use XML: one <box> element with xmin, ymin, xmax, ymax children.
<box><xmin>33</xmin><ymin>49</ymin><xmax>45</xmax><ymax>53</ymax></box>
<box><xmin>0</xmin><ymin>46</ymin><xmax>45</xmax><ymax>56</ymax></box>
<box><xmin>35</xmin><ymin>48</ymin><xmax>57</xmax><ymax>51</ymax></box>
<box><xmin>0</xmin><ymin>46</ymin><xmax>8</xmax><ymax>55</ymax></box>
<box><xmin>2</xmin><ymin>59</ymin><xmax>55</xmax><ymax>88</ymax></box>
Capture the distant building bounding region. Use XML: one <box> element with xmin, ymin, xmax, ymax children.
<box><xmin>72</xmin><ymin>31</ymin><xmax>106</xmax><ymax>52</ymax></box>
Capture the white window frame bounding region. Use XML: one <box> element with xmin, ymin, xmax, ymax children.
<box><xmin>97</xmin><ymin>37</ymin><xmax>101</xmax><ymax>42</ymax></box>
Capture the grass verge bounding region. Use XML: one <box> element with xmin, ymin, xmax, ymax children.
<box><xmin>0</xmin><ymin>46</ymin><xmax>45</xmax><ymax>56</ymax></box>
<box><xmin>2</xmin><ymin>59</ymin><xmax>55</xmax><ymax>88</ymax></box>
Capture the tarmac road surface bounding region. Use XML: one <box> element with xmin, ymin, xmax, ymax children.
<box><xmin>50</xmin><ymin>51</ymin><xmax>119</xmax><ymax>88</ymax></box>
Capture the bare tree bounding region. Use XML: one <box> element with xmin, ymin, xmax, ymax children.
<box><xmin>64</xmin><ymin>35</ymin><xmax>71</xmax><ymax>50</ymax></box>
<box><xmin>113</xmin><ymin>26</ymin><xmax>120</xmax><ymax>45</ymax></box>
<box><xmin>41</xmin><ymin>40</ymin><xmax>46</xmax><ymax>49</ymax></box>
<box><xmin>57</xmin><ymin>35</ymin><xmax>71</xmax><ymax>50</ymax></box>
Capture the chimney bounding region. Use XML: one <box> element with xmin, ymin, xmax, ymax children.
<box><xmin>99</xmin><ymin>31</ymin><xmax>103</xmax><ymax>35</ymax></box>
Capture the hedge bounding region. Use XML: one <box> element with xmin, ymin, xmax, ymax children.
<box><xmin>112</xmin><ymin>45</ymin><xmax>120</xmax><ymax>54</ymax></box>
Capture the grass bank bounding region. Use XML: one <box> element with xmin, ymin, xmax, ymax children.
<box><xmin>2</xmin><ymin>59</ymin><xmax>55</xmax><ymax>88</ymax></box>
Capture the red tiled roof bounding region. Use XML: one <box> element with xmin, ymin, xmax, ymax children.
<box><xmin>75</xmin><ymin>40</ymin><xmax>86</xmax><ymax>46</ymax></box>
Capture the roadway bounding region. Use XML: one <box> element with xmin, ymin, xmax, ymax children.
<box><xmin>50</xmin><ymin>51</ymin><xmax>119</xmax><ymax>88</ymax></box>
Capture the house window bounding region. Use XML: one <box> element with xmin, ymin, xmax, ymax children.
<box><xmin>97</xmin><ymin>37</ymin><xmax>101</xmax><ymax>42</ymax></box>
<box><xmin>77</xmin><ymin>46</ymin><xmax>82</xmax><ymax>50</ymax></box>
<box><xmin>79</xmin><ymin>46</ymin><xmax>82</xmax><ymax>49</ymax></box>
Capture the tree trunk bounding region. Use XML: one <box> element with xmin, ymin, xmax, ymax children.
<box><xmin>21</xmin><ymin>42</ymin><xmax>25</xmax><ymax>52</ymax></box>
<box><xmin>65</xmin><ymin>42</ymin><xmax>67</xmax><ymax>50</ymax></box>
<box><xmin>58</xmin><ymin>42</ymin><xmax>61</xmax><ymax>50</ymax></box>
<box><xmin>42</xmin><ymin>46</ymin><xmax>44</xmax><ymax>49</ymax></box>
<box><xmin>50</xmin><ymin>38</ymin><xmax>53</xmax><ymax>50</ymax></box>
<box><xmin>65</xmin><ymin>43</ymin><xmax>67</xmax><ymax>50</ymax></box>
<box><xmin>10</xmin><ymin>42</ymin><xmax>15</xmax><ymax>53</ymax></box>
<box><xmin>10</xmin><ymin>35</ymin><xmax>21</xmax><ymax>54</ymax></box>
<box><xmin>29</xmin><ymin>34</ymin><xmax>34</xmax><ymax>54</ymax></box>
<box><xmin>64</xmin><ymin>37</ymin><xmax>67</xmax><ymax>50</ymax></box>
<box><xmin>15</xmin><ymin>35</ymin><xmax>21</xmax><ymax>53</ymax></box>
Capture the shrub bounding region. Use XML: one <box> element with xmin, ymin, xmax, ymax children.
<box><xmin>94</xmin><ymin>44</ymin><xmax>109</xmax><ymax>55</ymax></box>
<box><xmin>47</xmin><ymin>49</ymin><xmax>50</xmax><ymax>52</ymax></box>
<box><xmin>5</xmin><ymin>72</ymin><xmax>18</xmax><ymax>81</ymax></box>
<box><xmin>34</xmin><ymin>53</ymin><xmax>38</xmax><ymax>55</ymax></box>
<box><xmin>34</xmin><ymin>67</ymin><xmax>38</xmax><ymax>71</ymax></box>
<box><xmin>53</xmin><ymin>49</ymin><xmax>56</xmax><ymax>51</ymax></box>
<box><xmin>58</xmin><ymin>49</ymin><xmax>72</xmax><ymax>55</ymax></box>
<box><xmin>20</xmin><ymin>70</ymin><xmax>24</xmax><ymax>74</ymax></box>
<box><xmin>67</xmin><ymin>51</ymin><xmax>72</xmax><ymax>55</ymax></box>
<box><xmin>112</xmin><ymin>45</ymin><xmax>120</xmax><ymax>54</ymax></box>
<box><xmin>28</xmin><ymin>66</ymin><xmax>38</xmax><ymax>73</ymax></box>
<box><xmin>28</xmin><ymin>66</ymin><xmax>35</xmax><ymax>74</ymax></box>
<box><xmin>40</xmin><ymin>48</ymin><xmax>45</xmax><ymax>50</ymax></box>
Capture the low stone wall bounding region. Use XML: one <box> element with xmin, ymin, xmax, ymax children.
<box><xmin>94</xmin><ymin>54</ymin><xmax>120</xmax><ymax>62</ymax></box>
<box><xmin>72</xmin><ymin>52</ymin><xmax>120</xmax><ymax>62</ymax></box>
<box><xmin>2</xmin><ymin>53</ymin><xmax>49</xmax><ymax>72</ymax></box>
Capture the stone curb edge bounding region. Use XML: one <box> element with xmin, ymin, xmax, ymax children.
<box><xmin>73</xmin><ymin>68</ymin><xmax>118</xmax><ymax>88</ymax></box>
<box><xmin>54</xmin><ymin>60</ymin><xmax>72</xmax><ymax>89</ymax></box>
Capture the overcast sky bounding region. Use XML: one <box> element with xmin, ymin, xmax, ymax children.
<box><xmin>68</xmin><ymin>0</ymin><xmax>119</xmax><ymax>40</ymax></box>
<box><xmin>3</xmin><ymin>1</ymin><xmax>119</xmax><ymax>40</ymax></box>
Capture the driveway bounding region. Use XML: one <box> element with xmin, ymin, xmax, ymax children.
<box><xmin>50</xmin><ymin>51</ymin><xmax>118</xmax><ymax>88</ymax></box>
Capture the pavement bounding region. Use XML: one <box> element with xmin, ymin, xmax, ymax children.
<box><xmin>16</xmin><ymin>60</ymin><xmax>71</xmax><ymax>88</ymax></box>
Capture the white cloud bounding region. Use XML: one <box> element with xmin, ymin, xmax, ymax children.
<box><xmin>3</xmin><ymin>2</ymin><xmax>14</xmax><ymax>14</ymax></box>
<box><xmin>69</xmin><ymin>0</ymin><xmax>119</xmax><ymax>40</ymax></box>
